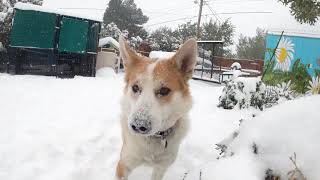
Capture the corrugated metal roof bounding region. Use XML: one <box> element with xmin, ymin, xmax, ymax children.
<box><xmin>14</xmin><ymin>2</ymin><xmax>102</xmax><ymax>22</ymax></box>
<box><xmin>268</xmin><ymin>29</ymin><xmax>320</xmax><ymax>39</ymax></box>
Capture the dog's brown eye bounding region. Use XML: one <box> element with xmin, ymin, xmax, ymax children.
<box><xmin>132</xmin><ymin>84</ymin><xmax>140</xmax><ymax>94</ymax></box>
<box><xmin>158</xmin><ymin>87</ymin><xmax>171</xmax><ymax>97</ymax></box>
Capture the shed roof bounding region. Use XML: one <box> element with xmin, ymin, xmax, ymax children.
<box><xmin>268</xmin><ymin>29</ymin><xmax>320</xmax><ymax>39</ymax></box>
<box><xmin>98</xmin><ymin>37</ymin><xmax>119</xmax><ymax>49</ymax></box>
<box><xmin>14</xmin><ymin>2</ymin><xmax>102</xmax><ymax>22</ymax></box>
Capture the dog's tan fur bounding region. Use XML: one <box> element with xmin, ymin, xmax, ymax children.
<box><xmin>116</xmin><ymin>36</ymin><xmax>197</xmax><ymax>180</ymax></box>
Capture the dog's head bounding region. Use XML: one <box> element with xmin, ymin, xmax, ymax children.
<box><xmin>119</xmin><ymin>36</ymin><xmax>197</xmax><ymax>136</ymax></box>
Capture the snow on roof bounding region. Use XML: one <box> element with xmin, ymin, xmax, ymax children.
<box><xmin>14</xmin><ymin>2</ymin><xmax>102</xmax><ymax>22</ymax></box>
<box><xmin>268</xmin><ymin>29</ymin><xmax>320</xmax><ymax>39</ymax></box>
<box><xmin>149</xmin><ymin>51</ymin><xmax>176</xmax><ymax>59</ymax></box>
<box><xmin>98</xmin><ymin>37</ymin><xmax>119</xmax><ymax>49</ymax></box>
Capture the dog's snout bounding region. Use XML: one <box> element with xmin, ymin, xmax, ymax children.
<box><xmin>130</xmin><ymin>118</ymin><xmax>151</xmax><ymax>134</ymax></box>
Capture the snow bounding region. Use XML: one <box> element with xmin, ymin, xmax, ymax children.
<box><xmin>149</xmin><ymin>51</ymin><xmax>175</xmax><ymax>59</ymax></box>
<box><xmin>14</xmin><ymin>2</ymin><xmax>102</xmax><ymax>22</ymax></box>
<box><xmin>98</xmin><ymin>37</ymin><xmax>119</xmax><ymax>49</ymax></box>
<box><xmin>96</xmin><ymin>67</ymin><xmax>116</xmax><ymax>78</ymax></box>
<box><xmin>0</xmin><ymin>12</ymin><xmax>7</xmax><ymax>22</ymax></box>
<box><xmin>231</xmin><ymin>62</ymin><xmax>241</xmax><ymax>70</ymax></box>
<box><xmin>0</xmin><ymin>73</ymin><xmax>319</xmax><ymax>180</ymax></box>
<box><xmin>186</xmin><ymin>95</ymin><xmax>320</xmax><ymax>180</ymax></box>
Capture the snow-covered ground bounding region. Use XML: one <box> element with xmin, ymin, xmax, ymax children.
<box><xmin>0</xmin><ymin>72</ymin><xmax>319</xmax><ymax>180</ymax></box>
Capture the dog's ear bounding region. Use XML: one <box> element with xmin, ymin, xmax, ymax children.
<box><xmin>172</xmin><ymin>38</ymin><xmax>198</xmax><ymax>80</ymax></box>
<box><xmin>119</xmin><ymin>36</ymin><xmax>139</xmax><ymax>68</ymax></box>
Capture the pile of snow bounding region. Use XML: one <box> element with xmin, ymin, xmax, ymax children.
<box><xmin>149</xmin><ymin>51</ymin><xmax>175</xmax><ymax>59</ymax></box>
<box><xmin>186</xmin><ymin>95</ymin><xmax>320</xmax><ymax>180</ymax></box>
<box><xmin>98</xmin><ymin>37</ymin><xmax>119</xmax><ymax>49</ymax></box>
<box><xmin>0</xmin><ymin>73</ymin><xmax>241</xmax><ymax>180</ymax></box>
<box><xmin>96</xmin><ymin>67</ymin><xmax>116</xmax><ymax>78</ymax></box>
<box><xmin>231</xmin><ymin>62</ymin><xmax>241</xmax><ymax>70</ymax></box>
<box><xmin>14</xmin><ymin>2</ymin><xmax>102</xmax><ymax>22</ymax></box>
<box><xmin>0</xmin><ymin>73</ymin><xmax>318</xmax><ymax>180</ymax></box>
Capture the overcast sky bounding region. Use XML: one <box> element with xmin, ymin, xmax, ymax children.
<box><xmin>43</xmin><ymin>0</ymin><xmax>320</xmax><ymax>47</ymax></box>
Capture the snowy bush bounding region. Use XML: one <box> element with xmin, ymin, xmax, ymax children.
<box><xmin>100</xmin><ymin>22</ymin><xmax>144</xmax><ymax>50</ymax></box>
<box><xmin>200</xmin><ymin>96</ymin><xmax>320</xmax><ymax>180</ymax></box>
<box><xmin>218</xmin><ymin>77</ymin><xmax>296</xmax><ymax>110</ymax></box>
<box><xmin>100</xmin><ymin>22</ymin><xmax>122</xmax><ymax>40</ymax></box>
<box><xmin>218</xmin><ymin>77</ymin><xmax>266</xmax><ymax>110</ymax></box>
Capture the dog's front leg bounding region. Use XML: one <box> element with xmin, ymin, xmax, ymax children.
<box><xmin>115</xmin><ymin>158</ymin><xmax>141</xmax><ymax>180</ymax></box>
<box><xmin>151</xmin><ymin>166</ymin><xmax>168</xmax><ymax>180</ymax></box>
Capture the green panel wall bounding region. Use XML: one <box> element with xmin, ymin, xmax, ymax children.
<box><xmin>87</xmin><ymin>22</ymin><xmax>100</xmax><ymax>53</ymax></box>
<box><xmin>58</xmin><ymin>17</ymin><xmax>89</xmax><ymax>53</ymax></box>
<box><xmin>10</xmin><ymin>10</ymin><xmax>57</xmax><ymax>49</ymax></box>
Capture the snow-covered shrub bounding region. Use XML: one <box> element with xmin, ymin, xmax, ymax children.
<box><xmin>218</xmin><ymin>77</ymin><xmax>266</xmax><ymax>110</ymax></box>
<box><xmin>100</xmin><ymin>22</ymin><xmax>122</xmax><ymax>40</ymax></box>
<box><xmin>204</xmin><ymin>96</ymin><xmax>320</xmax><ymax>180</ymax></box>
<box><xmin>129</xmin><ymin>36</ymin><xmax>143</xmax><ymax>49</ymax></box>
<box><xmin>264</xmin><ymin>81</ymin><xmax>295</xmax><ymax>108</ymax></box>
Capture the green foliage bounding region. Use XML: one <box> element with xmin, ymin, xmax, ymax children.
<box><xmin>263</xmin><ymin>71</ymin><xmax>291</xmax><ymax>86</ymax></box>
<box><xmin>263</xmin><ymin>59</ymin><xmax>311</xmax><ymax>94</ymax></box>
<box><xmin>236</xmin><ymin>28</ymin><xmax>266</xmax><ymax>60</ymax></box>
<box><xmin>201</xmin><ymin>19</ymin><xmax>235</xmax><ymax>57</ymax></box>
<box><xmin>103</xmin><ymin>0</ymin><xmax>148</xmax><ymax>38</ymax></box>
<box><xmin>173</xmin><ymin>21</ymin><xmax>197</xmax><ymax>43</ymax></box>
<box><xmin>290</xmin><ymin>59</ymin><xmax>311</xmax><ymax>93</ymax></box>
<box><xmin>150</xmin><ymin>19</ymin><xmax>235</xmax><ymax>55</ymax></box>
<box><xmin>279</xmin><ymin>0</ymin><xmax>320</xmax><ymax>25</ymax></box>
<box><xmin>314</xmin><ymin>69</ymin><xmax>320</xmax><ymax>77</ymax></box>
<box><xmin>148</xmin><ymin>26</ymin><xmax>180</xmax><ymax>52</ymax></box>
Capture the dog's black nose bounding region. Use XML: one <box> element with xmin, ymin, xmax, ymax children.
<box><xmin>130</xmin><ymin>120</ymin><xmax>151</xmax><ymax>134</ymax></box>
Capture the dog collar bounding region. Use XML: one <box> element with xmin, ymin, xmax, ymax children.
<box><xmin>152</xmin><ymin>126</ymin><xmax>175</xmax><ymax>149</ymax></box>
<box><xmin>154</xmin><ymin>127</ymin><xmax>174</xmax><ymax>139</ymax></box>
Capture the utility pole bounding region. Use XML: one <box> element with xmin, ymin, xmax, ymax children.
<box><xmin>196</xmin><ymin>0</ymin><xmax>204</xmax><ymax>40</ymax></box>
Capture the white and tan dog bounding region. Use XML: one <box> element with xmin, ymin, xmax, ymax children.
<box><xmin>116</xmin><ymin>36</ymin><xmax>197</xmax><ymax>180</ymax></box>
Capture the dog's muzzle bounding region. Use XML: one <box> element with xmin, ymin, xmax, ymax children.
<box><xmin>130</xmin><ymin>117</ymin><xmax>152</xmax><ymax>134</ymax></box>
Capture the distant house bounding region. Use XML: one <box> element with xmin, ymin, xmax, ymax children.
<box><xmin>265</xmin><ymin>30</ymin><xmax>320</xmax><ymax>77</ymax></box>
<box><xmin>97</xmin><ymin>37</ymin><xmax>120</xmax><ymax>71</ymax></box>
<box><xmin>98</xmin><ymin>37</ymin><xmax>119</xmax><ymax>52</ymax></box>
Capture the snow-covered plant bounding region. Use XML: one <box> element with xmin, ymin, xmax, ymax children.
<box><xmin>263</xmin><ymin>80</ymin><xmax>296</xmax><ymax>108</ymax></box>
<box><xmin>218</xmin><ymin>80</ymin><xmax>248</xmax><ymax>109</ymax></box>
<box><xmin>276</xmin><ymin>80</ymin><xmax>293</xmax><ymax>98</ymax></box>
<box><xmin>129</xmin><ymin>36</ymin><xmax>143</xmax><ymax>49</ymax></box>
<box><xmin>149</xmin><ymin>27</ymin><xmax>180</xmax><ymax>52</ymax></box>
<box><xmin>218</xmin><ymin>78</ymin><xmax>267</xmax><ymax>110</ymax></box>
<box><xmin>100</xmin><ymin>22</ymin><xmax>122</xmax><ymax>39</ymax></box>
<box><xmin>100</xmin><ymin>22</ymin><xmax>144</xmax><ymax>50</ymax></box>
<box><xmin>250</xmin><ymin>80</ymin><xmax>266</xmax><ymax>110</ymax></box>
<box><xmin>307</xmin><ymin>76</ymin><xmax>320</xmax><ymax>95</ymax></box>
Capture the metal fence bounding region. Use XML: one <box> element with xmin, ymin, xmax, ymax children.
<box><xmin>192</xmin><ymin>40</ymin><xmax>224</xmax><ymax>83</ymax></box>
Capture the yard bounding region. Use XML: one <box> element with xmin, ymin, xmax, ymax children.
<box><xmin>0</xmin><ymin>71</ymin><xmax>319</xmax><ymax>180</ymax></box>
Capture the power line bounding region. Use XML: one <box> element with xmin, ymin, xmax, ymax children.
<box><xmin>146</xmin><ymin>11</ymin><xmax>272</xmax><ymax>27</ymax></box>
<box><xmin>204</xmin><ymin>1</ymin><xmax>222</xmax><ymax>23</ymax></box>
